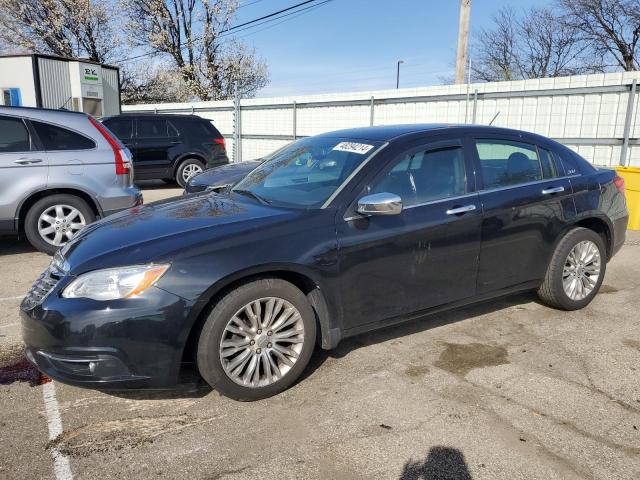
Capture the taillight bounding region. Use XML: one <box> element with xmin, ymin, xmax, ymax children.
<box><xmin>214</xmin><ymin>138</ymin><xmax>226</xmax><ymax>151</ymax></box>
<box><xmin>613</xmin><ymin>175</ymin><xmax>625</xmax><ymax>195</ymax></box>
<box><xmin>88</xmin><ymin>116</ymin><xmax>131</xmax><ymax>175</ymax></box>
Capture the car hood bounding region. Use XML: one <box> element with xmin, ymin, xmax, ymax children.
<box><xmin>189</xmin><ymin>161</ymin><xmax>261</xmax><ymax>188</ymax></box>
<box><xmin>61</xmin><ymin>193</ymin><xmax>295</xmax><ymax>273</ymax></box>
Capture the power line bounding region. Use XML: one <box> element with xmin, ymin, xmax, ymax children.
<box><xmin>234</xmin><ymin>1</ymin><xmax>333</xmax><ymax>39</ymax></box>
<box><xmin>120</xmin><ymin>0</ymin><xmax>328</xmax><ymax>64</ymax></box>
<box><xmin>237</xmin><ymin>0</ymin><xmax>268</xmax><ymax>9</ymax></box>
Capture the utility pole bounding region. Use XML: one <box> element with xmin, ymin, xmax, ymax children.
<box><xmin>455</xmin><ymin>0</ymin><xmax>471</xmax><ymax>84</ymax></box>
<box><xmin>396</xmin><ymin>60</ymin><xmax>404</xmax><ymax>89</ymax></box>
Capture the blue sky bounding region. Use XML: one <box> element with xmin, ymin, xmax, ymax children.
<box><xmin>233</xmin><ymin>0</ymin><xmax>552</xmax><ymax>97</ymax></box>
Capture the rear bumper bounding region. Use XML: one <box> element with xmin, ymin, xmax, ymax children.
<box><xmin>20</xmin><ymin>285</ymin><xmax>193</xmax><ymax>389</ymax></box>
<box><xmin>611</xmin><ymin>214</ymin><xmax>629</xmax><ymax>258</ymax></box>
<box><xmin>101</xmin><ymin>191</ymin><xmax>143</xmax><ymax>218</ymax></box>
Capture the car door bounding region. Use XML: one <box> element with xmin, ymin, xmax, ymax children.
<box><xmin>133</xmin><ymin>117</ymin><xmax>175</xmax><ymax>179</ymax></box>
<box><xmin>336</xmin><ymin>137</ymin><xmax>481</xmax><ymax>331</ymax></box>
<box><xmin>472</xmin><ymin>135</ymin><xmax>576</xmax><ymax>294</ymax></box>
<box><xmin>0</xmin><ymin>114</ymin><xmax>48</xmax><ymax>231</ymax></box>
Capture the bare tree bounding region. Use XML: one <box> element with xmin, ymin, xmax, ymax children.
<box><xmin>0</xmin><ymin>0</ymin><xmax>119</xmax><ymax>62</ymax></box>
<box><xmin>558</xmin><ymin>0</ymin><xmax>640</xmax><ymax>71</ymax></box>
<box><xmin>121</xmin><ymin>0</ymin><xmax>269</xmax><ymax>100</ymax></box>
<box><xmin>472</xmin><ymin>6</ymin><xmax>602</xmax><ymax>82</ymax></box>
<box><xmin>120</xmin><ymin>62</ymin><xmax>189</xmax><ymax>104</ymax></box>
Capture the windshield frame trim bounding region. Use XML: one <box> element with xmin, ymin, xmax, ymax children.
<box><xmin>320</xmin><ymin>141</ymin><xmax>389</xmax><ymax>209</ymax></box>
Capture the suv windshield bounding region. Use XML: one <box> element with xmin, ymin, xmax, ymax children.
<box><xmin>232</xmin><ymin>137</ymin><xmax>384</xmax><ymax>208</ymax></box>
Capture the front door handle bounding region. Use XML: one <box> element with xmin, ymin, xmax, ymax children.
<box><xmin>542</xmin><ymin>186</ymin><xmax>565</xmax><ymax>195</ymax></box>
<box><xmin>446</xmin><ymin>204</ymin><xmax>476</xmax><ymax>215</ymax></box>
<box><xmin>14</xmin><ymin>158</ymin><xmax>43</xmax><ymax>165</ymax></box>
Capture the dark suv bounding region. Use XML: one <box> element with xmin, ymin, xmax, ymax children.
<box><xmin>21</xmin><ymin>125</ymin><xmax>628</xmax><ymax>401</ymax></box>
<box><xmin>102</xmin><ymin>114</ymin><xmax>228</xmax><ymax>187</ymax></box>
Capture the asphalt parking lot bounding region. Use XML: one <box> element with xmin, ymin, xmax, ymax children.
<box><xmin>1</xmin><ymin>184</ymin><xmax>639</xmax><ymax>480</ymax></box>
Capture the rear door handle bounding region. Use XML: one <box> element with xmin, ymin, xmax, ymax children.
<box><xmin>446</xmin><ymin>204</ymin><xmax>476</xmax><ymax>215</ymax></box>
<box><xmin>542</xmin><ymin>186</ymin><xmax>565</xmax><ymax>195</ymax></box>
<box><xmin>14</xmin><ymin>158</ymin><xmax>43</xmax><ymax>165</ymax></box>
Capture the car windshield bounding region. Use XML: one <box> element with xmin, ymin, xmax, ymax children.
<box><xmin>232</xmin><ymin>137</ymin><xmax>384</xmax><ymax>208</ymax></box>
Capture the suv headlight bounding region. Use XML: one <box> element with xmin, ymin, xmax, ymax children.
<box><xmin>62</xmin><ymin>264</ymin><xmax>170</xmax><ymax>301</ymax></box>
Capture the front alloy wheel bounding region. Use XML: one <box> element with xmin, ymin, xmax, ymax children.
<box><xmin>219</xmin><ymin>297</ymin><xmax>305</xmax><ymax>388</ymax></box>
<box><xmin>197</xmin><ymin>278</ymin><xmax>316</xmax><ymax>401</ymax></box>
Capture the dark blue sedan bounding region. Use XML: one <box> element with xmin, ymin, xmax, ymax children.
<box><xmin>21</xmin><ymin>124</ymin><xmax>628</xmax><ymax>401</ymax></box>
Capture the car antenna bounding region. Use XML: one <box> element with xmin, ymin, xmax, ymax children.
<box><xmin>489</xmin><ymin>111</ymin><xmax>500</xmax><ymax>126</ymax></box>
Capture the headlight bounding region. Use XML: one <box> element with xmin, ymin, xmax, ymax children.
<box><xmin>62</xmin><ymin>264</ymin><xmax>170</xmax><ymax>301</ymax></box>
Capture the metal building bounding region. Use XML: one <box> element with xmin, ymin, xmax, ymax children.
<box><xmin>0</xmin><ymin>53</ymin><xmax>120</xmax><ymax>117</ymax></box>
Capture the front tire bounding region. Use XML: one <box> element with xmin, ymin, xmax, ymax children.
<box><xmin>197</xmin><ymin>278</ymin><xmax>316</xmax><ymax>401</ymax></box>
<box><xmin>24</xmin><ymin>194</ymin><xmax>95</xmax><ymax>255</ymax></box>
<box><xmin>176</xmin><ymin>158</ymin><xmax>205</xmax><ymax>188</ymax></box>
<box><xmin>537</xmin><ymin>227</ymin><xmax>606</xmax><ymax>310</ymax></box>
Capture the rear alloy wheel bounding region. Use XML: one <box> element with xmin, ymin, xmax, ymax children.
<box><xmin>176</xmin><ymin>158</ymin><xmax>204</xmax><ymax>188</ymax></box>
<box><xmin>24</xmin><ymin>194</ymin><xmax>95</xmax><ymax>255</ymax></box>
<box><xmin>197</xmin><ymin>278</ymin><xmax>316</xmax><ymax>401</ymax></box>
<box><xmin>537</xmin><ymin>227</ymin><xmax>606</xmax><ymax>310</ymax></box>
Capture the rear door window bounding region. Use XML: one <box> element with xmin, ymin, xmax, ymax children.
<box><xmin>137</xmin><ymin>118</ymin><xmax>168</xmax><ymax>138</ymax></box>
<box><xmin>31</xmin><ymin>121</ymin><xmax>95</xmax><ymax>151</ymax></box>
<box><xmin>0</xmin><ymin>116</ymin><xmax>31</xmax><ymax>152</ymax></box>
<box><xmin>539</xmin><ymin>147</ymin><xmax>559</xmax><ymax>178</ymax></box>
<box><xmin>475</xmin><ymin>140</ymin><xmax>542</xmax><ymax>189</ymax></box>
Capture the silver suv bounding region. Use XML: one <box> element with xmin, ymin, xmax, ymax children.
<box><xmin>0</xmin><ymin>107</ymin><xmax>141</xmax><ymax>254</ymax></box>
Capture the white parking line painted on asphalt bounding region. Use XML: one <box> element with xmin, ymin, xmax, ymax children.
<box><xmin>42</xmin><ymin>382</ymin><xmax>73</xmax><ymax>480</ymax></box>
<box><xmin>0</xmin><ymin>322</ymin><xmax>19</xmax><ymax>329</ymax></box>
<box><xmin>0</xmin><ymin>295</ymin><xmax>23</xmax><ymax>302</ymax></box>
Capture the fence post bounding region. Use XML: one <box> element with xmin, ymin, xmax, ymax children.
<box><xmin>292</xmin><ymin>101</ymin><xmax>297</xmax><ymax>140</ymax></box>
<box><xmin>370</xmin><ymin>96</ymin><xmax>375</xmax><ymax>126</ymax></box>
<box><xmin>620</xmin><ymin>79</ymin><xmax>637</xmax><ymax>167</ymax></box>
<box><xmin>233</xmin><ymin>84</ymin><xmax>242</xmax><ymax>163</ymax></box>
<box><xmin>472</xmin><ymin>89</ymin><xmax>478</xmax><ymax>124</ymax></box>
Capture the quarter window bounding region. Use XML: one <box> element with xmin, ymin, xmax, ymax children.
<box><xmin>371</xmin><ymin>146</ymin><xmax>467</xmax><ymax>206</ymax></box>
<box><xmin>539</xmin><ymin>148</ymin><xmax>558</xmax><ymax>178</ymax></box>
<box><xmin>475</xmin><ymin>140</ymin><xmax>542</xmax><ymax>189</ymax></box>
<box><xmin>0</xmin><ymin>116</ymin><xmax>31</xmax><ymax>152</ymax></box>
<box><xmin>31</xmin><ymin>121</ymin><xmax>95</xmax><ymax>151</ymax></box>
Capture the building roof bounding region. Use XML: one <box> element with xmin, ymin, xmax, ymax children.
<box><xmin>0</xmin><ymin>53</ymin><xmax>119</xmax><ymax>70</ymax></box>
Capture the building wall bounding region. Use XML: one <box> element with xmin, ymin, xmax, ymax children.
<box><xmin>122</xmin><ymin>71</ymin><xmax>640</xmax><ymax>167</ymax></box>
<box><xmin>102</xmin><ymin>67</ymin><xmax>121</xmax><ymax>116</ymax></box>
<box><xmin>37</xmin><ymin>57</ymin><xmax>72</xmax><ymax>110</ymax></box>
<box><xmin>0</xmin><ymin>57</ymin><xmax>37</xmax><ymax>106</ymax></box>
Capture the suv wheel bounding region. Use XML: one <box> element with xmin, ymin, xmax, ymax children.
<box><xmin>197</xmin><ymin>278</ymin><xmax>316</xmax><ymax>401</ymax></box>
<box><xmin>176</xmin><ymin>158</ymin><xmax>205</xmax><ymax>188</ymax></box>
<box><xmin>24</xmin><ymin>194</ymin><xmax>95</xmax><ymax>255</ymax></box>
<box><xmin>537</xmin><ymin>227</ymin><xmax>606</xmax><ymax>310</ymax></box>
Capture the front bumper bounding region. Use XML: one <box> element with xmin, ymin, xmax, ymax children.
<box><xmin>20</xmin><ymin>284</ymin><xmax>193</xmax><ymax>389</ymax></box>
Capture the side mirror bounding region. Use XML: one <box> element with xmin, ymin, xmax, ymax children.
<box><xmin>356</xmin><ymin>192</ymin><xmax>403</xmax><ymax>216</ymax></box>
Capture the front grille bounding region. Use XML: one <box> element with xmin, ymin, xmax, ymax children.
<box><xmin>22</xmin><ymin>265</ymin><xmax>64</xmax><ymax>309</ymax></box>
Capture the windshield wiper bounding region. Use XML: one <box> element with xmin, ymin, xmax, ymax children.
<box><xmin>232</xmin><ymin>189</ymin><xmax>271</xmax><ymax>205</ymax></box>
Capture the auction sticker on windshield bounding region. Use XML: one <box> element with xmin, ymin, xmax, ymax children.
<box><xmin>332</xmin><ymin>142</ymin><xmax>375</xmax><ymax>154</ymax></box>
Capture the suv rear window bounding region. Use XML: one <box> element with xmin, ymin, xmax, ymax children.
<box><xmin>0</xmin><ymin>116</ymin><xmax>31</xmax><ymax>152</ymax></box>
<box><xmin>31</xmin><ymin>121</ymin><xmax>95</xmax><ymax>151</ymax></box>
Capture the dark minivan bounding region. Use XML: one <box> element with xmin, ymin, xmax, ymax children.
<box><xmin>102</xmin><ymin>114</ymin><xmax>228</xmax><ymax>187</ymax></box>
<box><xmin>21</xmin><ymin>125</ymin><xmax>628</xmax><ymax>401</ymax></box>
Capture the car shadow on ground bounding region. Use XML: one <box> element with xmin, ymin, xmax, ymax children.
<box><xmin>0</xmin><ymin>237</ymin><xmax>38</xmax><ymax>257</ymax></box>
<box><xmin>135</xmin><ymin>180</ymin><xmax>177</xmax><ymax>190</ymax></box>
<box><xmin>299</xmin><ymin>291</ymin><xmax>539</xmax><ymax>385</ymax></box>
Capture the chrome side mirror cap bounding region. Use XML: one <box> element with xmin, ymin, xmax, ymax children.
<box><xmin>356</xmin><ymin>192</ymin><xmax>403</xmax><ymax>216</ymax></box>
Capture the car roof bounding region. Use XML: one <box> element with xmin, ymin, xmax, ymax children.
<box><xmin>0</xmin><ymin>105</ymin><xmax>87</xmax><ymax>117</ymax></box>
<box><xmin>316</xmin><ymin>124</ymin><xmax>548</xmax><ymax>142</ymax></box>
<box><xmin>105</xmin><ymin>113</ymin><xmax>208</xmax><ymax>120</ymax></box>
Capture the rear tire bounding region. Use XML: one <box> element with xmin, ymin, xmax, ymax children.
<box><xmin>176</xmin><ymin>158</ymin><xmax>205</xmax><ymax>188</ymax></box>
<box><xmin>537</xmin><ymin>227</ymin><xmax>606</xmax><ymax>310</ymax></box>
<box><xmin>197</xmin><ymin>278</ymin><xmax>316</xmax><ymax>401</ymax></box>
<box><xmin>24</xmin><ymin>194</ymin><xmax>95</xmax><ymax>255</ymax></box>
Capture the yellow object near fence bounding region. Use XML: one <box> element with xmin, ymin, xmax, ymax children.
<box><xmin>615</xmin><ymin>166</ymin><xmax>640</xmax><ymax>230</ymax></box>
